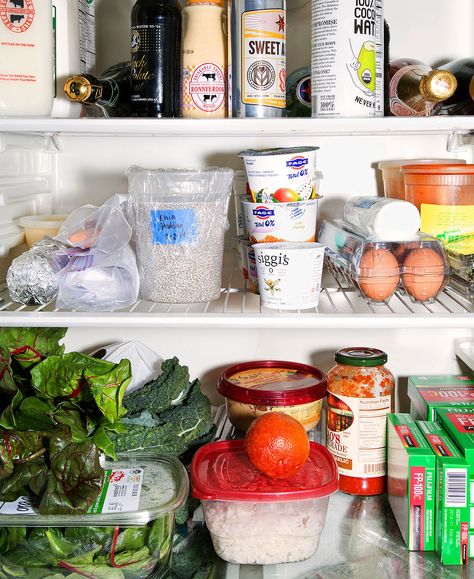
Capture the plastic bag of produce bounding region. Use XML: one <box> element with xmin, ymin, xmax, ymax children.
<box><xmin>127</xmin><ymin>166</ymin><xmax>233</xmax><ymax>303</ymax></box>
<box><xmin>55</xmin><ymin>195</ymin><xmax>139</xmax><ymax>311</ymax></box>
<box><xmin>91</xmin><ymin>340</ymin><xmax>163</xmax><ymax>393</ymax></box>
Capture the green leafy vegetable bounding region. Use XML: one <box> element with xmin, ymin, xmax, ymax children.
<box><xmin>39</xmin><ymin>436</ymin><xmax>104</xmax><ymax>515</ymax></box>
<box><xmin>123</xmin><ymin>357</ymin><xmax>190</xmax><ymax>414</ymax></box>
<box><xmin>0</xmin><ymin>431</ymin><xmax>45</xmax><ymax>480</ymax></box>
<box><xmin>0</xmin><ymin>328</ymin><xmax>66</xmax><ymax>369</ymax></box>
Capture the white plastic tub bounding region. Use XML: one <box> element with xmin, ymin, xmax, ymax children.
<box><xmin>191</xmin><ymin>440</ymin><xmax>338</xmax><ymax>565</ymax></box>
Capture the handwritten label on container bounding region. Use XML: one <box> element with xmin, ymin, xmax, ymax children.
<box><xmin>150</xmin><ymin>209</ymin><xmax>197</xmax><ymax>245</ymax></box>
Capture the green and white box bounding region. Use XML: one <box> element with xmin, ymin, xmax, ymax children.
<box><xmin>408</xmin><ymin>375</ymin><xmax>474</xmax><ymax>421</ymax></box>
<box><xmin>387</xmin><ymin>414</ymin><xmax>436</xmax><ymax>551</ymax></box>
<box><xmin>418</xmin><ymin>420</ymin><xmax>470</xmax><ymax>565</ymax></box>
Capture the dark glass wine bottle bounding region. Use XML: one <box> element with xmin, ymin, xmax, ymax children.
<box><xmin>439</xmin><ymin>58</ymin><xmax>474</xmax><ymax>115</ymax></box>
<box><xmin>64</xmin><ymin>62</ymin><xmax>131</xmax><ymax>117</ymax></box>
<box><xmin>389</xmin><ymin>58</ymin><xmax>457</xmax><ymax>117</ymax></box>
<box><xmin>131</xmin><ymin>0</ymin><xmax>182</xmax><ymax>118</ymax></box>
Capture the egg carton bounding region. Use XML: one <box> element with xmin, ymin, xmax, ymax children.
<box><xmin>319</xmin><ymin>219</ymin><xmax>450</xmax><ymax>306</ymax></box>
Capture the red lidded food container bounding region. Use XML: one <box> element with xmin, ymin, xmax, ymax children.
<box><xmin>217</xmin><ymin>360</ymin><xmax>327</xmax><ymax>432</ymax></box>
<box><xmin>191</xmin><ymin>440</ymin><xmax>338</xmax><ymax>565</ymax></box>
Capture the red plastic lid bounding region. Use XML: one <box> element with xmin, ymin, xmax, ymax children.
<box><xmin>401</xmin><ymin>164</ymin><xmax>474</xmax><ymax>175</ymax></box>
<box><xmin>217</xmin><ymin>360</ymin><xmax>327</xmax><ymax>406</ymax></box>
<box><xmin>191</xmin><ymin>440</ymin><xmax>339</xmax><ymax>501</ymax></box>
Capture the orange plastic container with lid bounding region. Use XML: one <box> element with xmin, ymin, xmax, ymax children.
<box><xmin>378</xmin><ymin>158</ymin><xmax>466</xmax><ymax>201</ymax></box>
<box><xmin>326</xmin><ymin>347</ymin><xmax>395</xmax><ymax>496</ymax></box>
<box><xmin>401</xmin><ymin>164</ymin><xmax>474</xmax><ymax>209</ymax></box>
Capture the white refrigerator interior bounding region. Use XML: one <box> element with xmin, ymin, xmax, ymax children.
<box><xmin>0</xmin><ymin>0</ymin><xmax>473</xmax><ymax>574</ymax></box>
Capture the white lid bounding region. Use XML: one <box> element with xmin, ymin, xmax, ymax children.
<box><xmin>373</xmin><ymin>200</ymin><xmax>421</xmax><ymax>240</ymax></box>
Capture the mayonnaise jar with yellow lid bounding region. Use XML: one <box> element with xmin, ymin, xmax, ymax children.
<box><xmin>218</xmin><ymin>360</ymin><xmax>327</xmax><ymax>432</ymax></box>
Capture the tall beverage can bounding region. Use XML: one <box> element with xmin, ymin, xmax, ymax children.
<box><xmin>311</xmin><ymin>0</ymin><xmax>384</xmax><ymax>118</ymax></box>
<box><xmin>228</xmin><ymin>0</ymin><xmax>286</xmax><ymax>117</ymax></box>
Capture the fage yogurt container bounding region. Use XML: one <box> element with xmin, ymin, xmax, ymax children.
<box><xmin>218</xmin><ymin>360</ymin><xmax>327</xmax><ymax>432</ymax></box>
<box><xmin>239</xmin><ymin>147</ymin><xmax>319</xmax><ymax>203</ymax></box>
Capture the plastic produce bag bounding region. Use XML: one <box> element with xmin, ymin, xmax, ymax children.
<box><xmin>91</xmin><ymin>340</ymin><xmax>163</xmax><ymax>393</ymax></box>
<box><xmin>127</xmin><ymin>166</ymin><xmax>234</xmax><ymax>303</ymax></box>
<box><xmin>55</xmin><ymin>196</ymin><xmax>139</xmax><ymax>311</ymax></box>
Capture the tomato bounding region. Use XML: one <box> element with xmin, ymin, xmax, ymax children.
<box><xmin>272</xmin><ymin>188</ymin><xmax>300</xmax><ymax>202</ymax></box>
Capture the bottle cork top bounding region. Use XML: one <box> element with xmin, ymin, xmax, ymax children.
<box><xmin>419</xmin><ymin>70</ymin><xmax>458</xmax><ymax>103</ymax></box>
<box><xmin>188</xmin><ymin>0</ymin><xmax>223</xmax><ymax>5</ymax></box>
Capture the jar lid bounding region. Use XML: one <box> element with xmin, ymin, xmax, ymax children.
<box><xmin>191</xmin><ymin>440</ymin><xmax>339</xmax><ymax>501</ymax></box>
<box><xmin>217</xmin><ymin>360</ymin><xmax>327</xmax><ymax>406</ymax></box>
<box><xmin>335</xmin><ymin>347</ymin><xmax>388</xmax><ymax>367</ymax></box>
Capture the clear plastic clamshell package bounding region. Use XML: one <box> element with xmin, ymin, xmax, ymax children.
<box><xmin>319</xmin><ymin>219</ymin><xmax>450</xmax><ymax>305</ymax></box>
<box><xmin>191</xmin><ymin>440</ymin><xmax>338</xmax><ymax>565</ymax></box>
<box><xmin>127</xmin><ymin>166</ymin><xmax>233</xmax><ymax>303</ymax></box>
<box><xmin>0</xmin><ymin>453</ymin><xmax>188</xmax><ymax>578</ymax></box>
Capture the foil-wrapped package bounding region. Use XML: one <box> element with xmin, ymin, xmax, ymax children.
<box><xmin>6</xmin><ymin>238</ymin><xmax>70</xmax><ymax>306</ymax></box>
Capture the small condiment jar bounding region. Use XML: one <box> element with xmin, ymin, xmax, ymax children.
<box><xmin>326</xmin><ymin>347</ymin><xmax>395</xmax><ymax>496</ymax></box>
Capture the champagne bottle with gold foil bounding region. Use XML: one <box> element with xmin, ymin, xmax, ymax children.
<box><xmin>439</xmin><ymin>58</ymin><xmax>474</xmax><ymax>115</ymax></box>
<box><xmin>64</xmin><ymin>62</ymin><xmax>131</xmax><ymax>117</ymax></box>
<box><xmin>389</xmin><ymin>58</ymin><xmax>457</xmax><ymax>117</ymax></box>
<box><xmin>131</xmin><ymin>0</ymin><xmax>182</xmax><ymax>118</ymax></box>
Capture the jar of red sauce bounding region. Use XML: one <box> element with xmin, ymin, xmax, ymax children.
<box><xmin>326</xmin><ymin>347</ymin><xmax>395</xmax><ymax>496</ymax></box>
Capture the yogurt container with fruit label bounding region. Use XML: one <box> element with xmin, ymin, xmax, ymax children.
<box><xmin>243</xmin><ymin>199</ymin><xmax>319</xmax><ymax>243</ymax></box>
<box><xmin>239</xmin><ymin>147</ymin><xmax>319</xmax><ymax>203</ymax></box>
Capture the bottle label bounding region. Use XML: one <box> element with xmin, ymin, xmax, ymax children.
<box><xmin>131</xmin><ymin>24</ymin><xmax>160</xmax><ymax>107</ymax></box>
<box><xmin>326</xmin><ymin>391</ymin><xmax>391</xmax><ymax>478</ymax></box>
<box><xmin>0</xmin><ymin>0</ymin><xmax>35</xmax><ymax>33</ymax></box>
<box><xmin>241</xmin><ymin>9</ymin><xmax>286</xmax><ymax>109</ymax></box>
<box><xmin>183</xmin><ymin>62</ymin><xmax>225</xmax><ymax>114</ymax></box>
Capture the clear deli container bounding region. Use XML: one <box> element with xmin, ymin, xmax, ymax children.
<box><xmin>217</xmin><ymin>360</ymin><xmax>327</xmax><ymax>432</ymax></box>
<box><xmin>319</xmin><ymin>219</ymin><xmax>450</xmax><ymax>305</ymax></box>
<box><xmin>191</xmin><ymin>440</ymin><xmax>338</xmax><ymax>565</ymax></box>
<box><xmin>19</xmin><ymin>215</ymin><xmax>68</xmax><ymax>248</ymax></box>
<box><xmin>378</xmin><ymin>159</ymin><xmax>466</xmax><ymax>201</ymax></box>
<box><xmin>0</xmin><ymin>453</ymin><xmax>188</xmax><ymax>578</ymax></box>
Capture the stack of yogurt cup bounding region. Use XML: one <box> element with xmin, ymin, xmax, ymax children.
<box><xmin>237</xmin><ymin>147</ymin><xmax>325</xmax><ymax>310</ymax></box>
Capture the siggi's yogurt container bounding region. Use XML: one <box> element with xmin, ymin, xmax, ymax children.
<box><xmin>243</xmin><ymin>199</ymin><xmax>319</xmax><ymax>244</ymax></box>
<box><xmin>253</xmin><ymin>242</ymin><xmax>325</xmax><ymax>310</ymax></box>
<box><xmin>239</xmin><ymin>147</ymin><xmax>319</xmax><ymax>203</ymax></box>
<box><xmin>218</xmin><ymin>360</ymin><xmax>327</xmax><ymax>432</ymax></box>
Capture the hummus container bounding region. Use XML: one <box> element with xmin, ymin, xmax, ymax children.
<box><xmin>253</xmin><ymin>242</ymin><xmax>325</xmax><ymax>310</ymax></box>
<box><xmin>0</xmin><ymin>453</ymin><xmax>188</xmax><ymax>578</ymax></box>
<box><xmin>243</xmin><ymin>198</ymin><xmax>319</xmax><ymax>244</ymax></box>
<box><xmin>217</xmin><ymin>360</ymin><xmax>327</xmax><ymax>432</ymax></box>
<box><xmin>19</xmin><ymin>215</ymin><xmax>68</xmax><ymax>248</ymax></box>
<box><xmin>239</xmin><ymin>147</ymin><xmax>319</xmax><ymax>203</ymax></box>
<box><xmin>191</xmin><ymin>440</ymin><xmax>338</xmax><ymax>565</ymax></box>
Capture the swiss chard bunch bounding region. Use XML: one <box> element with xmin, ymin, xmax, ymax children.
<box><xmin>0</xmin><ymin>515</ymin><xmax>171</xmax><ymax>578</ymax></box>
<box><xmin>0</xmin><ymin>328</ymin><xmax>131</xmax><ymax>515</ymax></box>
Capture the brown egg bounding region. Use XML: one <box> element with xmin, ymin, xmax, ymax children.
<box><xmin>358</xmin><ymin>247</ymin><xmax>400</xmax><ymax>302</ymax></box>
<box><xmin>402</xmin><ymin>247</ymin><xmax>446</xmax><ymax>302</ymax></box>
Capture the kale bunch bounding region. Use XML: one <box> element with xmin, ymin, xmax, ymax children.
<box><xmin>111</xmin><ymin>357</ymin><xmax>214</xmax><ymax>456</ymax></box>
